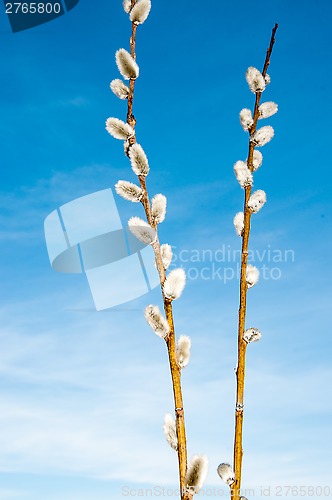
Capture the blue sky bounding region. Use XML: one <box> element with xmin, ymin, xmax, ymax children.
<box><xmin>0</xmin><ymin>0</ymin><xmax>331</xmax><ymax>499</ymax></box>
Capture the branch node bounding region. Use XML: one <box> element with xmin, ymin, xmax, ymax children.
<box><xmin>175</xmin><ymin>407</ymin><xmax>184</xmax><ymax>417</ymax></box>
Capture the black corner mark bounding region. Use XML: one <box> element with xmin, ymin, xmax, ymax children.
<box><xmin>4</xmin><ymin>0</ymin><xmax>81</xmax><ymax>33</ymax></box>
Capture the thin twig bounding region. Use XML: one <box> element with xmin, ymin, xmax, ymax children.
<box><xmin>230</xmin><ymin>23</ymin><xmax>278</xmax><ymax>500</ymax></box>
<box><xmin>124</xmin><ymin>5</ymin><xmax>188</xmax><ymax>497</ymax></box>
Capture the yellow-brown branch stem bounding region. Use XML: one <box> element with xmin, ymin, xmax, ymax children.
<box><xmin>123</xmin><ymin>9</ymin><xmax>188</xmax><ymax>499</ymax></box>
<box><xmin>231</xmin><ymin>23</ymin><xmax>278</xmax><ymax>500</ymax></box>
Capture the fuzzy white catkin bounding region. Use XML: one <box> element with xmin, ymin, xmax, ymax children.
<box><xmin>115</xmin><ymin>180</ymin><xmax>143</xmax><ymax>202</ymax></box>
<box><xmin>105</xmin><ymin>118</ymin><xmax>134</xmax><ymax>140</ymax></box>
<box><xmin>110</xmin><ymin>79</ymin><xmax>130</xmax><ymax>100</ymax></box>
<box><xmin>265</xmin><ymin>74</ymin><xmax>271</xmax><ymax>85</ymax></box>
<box><xmin>240</xmin><ymin>497</ymin><xmax>248</xmax><ymax>500</ymax></box>
<box><xmin>128</xmin><ymin>143</ymin><xmax>150</xmax><ymax>176</ymax></box>
<box><xmin>246</xmin><ymin>66</ymin><xmax>266</xmax><ymax>93</ymax></box>
<box><xmin>251</xmin><ymin>150</ymin><xmax>263</xmax><ymax>171</ymax></box>
<box><xmin>233</xmin><ymin>212</ymin><xmax>244</xmax><ymax>237</ymax></box>
<box><xmin>176</xmin><ymin>335</ymin><xmax>191</xmax><ymax>368</ymax></box>
<box><xmin>259</xmin><ymin>101</ymin><xmax>278</xmax><ymax>119</ymax></box>
<box><xmin>160</xmin><ymin>244</ymin><xmax>172</xmax><ymax>270</ymax></box>
<box><xmin>251</xmin><ymin>125</ymin><xmax>274</xmax><ymax>147</ymax></box>
<box><xmin>217</xmin><ymin>463</ymin><xmax>235</xmax><ymax>485</ymax></box>
<box><xmin>128</xmin><ymin>216</ymin><xmax>156</xmax><ymax>245</ymax></box>
<box><xmin>123</xmin><ymin>0</ymin><xmax>131</xmax><ymax>13</ymax></box>
<box><xmin>163</xmin><ymin>268</ymin><xmax>186</xmax><ymax>301</ymax></box>
<box><xmin>185</xmin><ymin>455</ymin><xmax>208</xmax><ymax>492</ymax></box>
<box><xmin>144</xmin><ymin>305</ymin><xmax>170</xmax><ymax>338</ymax></box>
<box><xmin>243</xmin><ymin>327</ymin><xmax>262</xmax><ymax>343</ymax></box>
<box><xmin>234</xmin><ymin>161</ymin><xmax>253</xmax><ymax>188</ymax></box>
<box><xmin>163</xmin><ymin>413</ymin><xmax>178</xmax><ymax>451</ymax></box>
<box><xmin>248</xmin><ymin>189</ymin><xmax>266</xmax><ymax>213</ymax></box>
<box><xmin>116</xmin><ymin>48</ymin><xmax>139</xmax><ymax>80</ymax></box>
<box><xmin>239</xmin><ymin>108</ymin><xmax>254</xmax><ymax>131</ymax></box>
<box><xmin>246</xmin><ymin>264</ymin><xmax>260</xmax><ymax>288</ymax></box>
<box><xmin>130</xmin><ymin>0</ymin><xmax>151</xmax><ymax>24</ymax></box>
<box><xmin>151</xmin><ymin>194</ymin><xmax>167</xmax><ymax>224</ymax></box>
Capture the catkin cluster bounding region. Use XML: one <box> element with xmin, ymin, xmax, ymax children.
<box><xmin>106</xmin><ymin>1</ymin><xmax>209</xmax><ymax>497</ymax></box>
<box><xmin>218</xmin><ymin>61</ymin><xmax>278</xmax><ymax>494</ymax></box>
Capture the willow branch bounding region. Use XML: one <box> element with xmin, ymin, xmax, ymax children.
<box><xmin>230</xmin><ymin>23</ymin><xmax>278</xmax><ymax>500</ymax></box>
<box><xmin>124</xmin><ymin>6</ymin><xmax>188</xmax><ymax>498</ymax></box>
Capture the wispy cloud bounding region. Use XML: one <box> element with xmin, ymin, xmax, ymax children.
<box><xmin>0</xmin><ymin>490</ymin><xmax>25</xmax><ymax>499</ymax></box>
<box><xmin>53</xmin><ymin>96</ymin><xmax>90</xmax><ymax>108</ymax></box>
<box><xmin>0</xmin><ymin>294</ymin><xmax>330</xmax><ymax>488</ymax></box>
<box><xmin>0</xmin><ymin>164</ymin><xmax>124</xmax><ymax>242</ymax></box>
